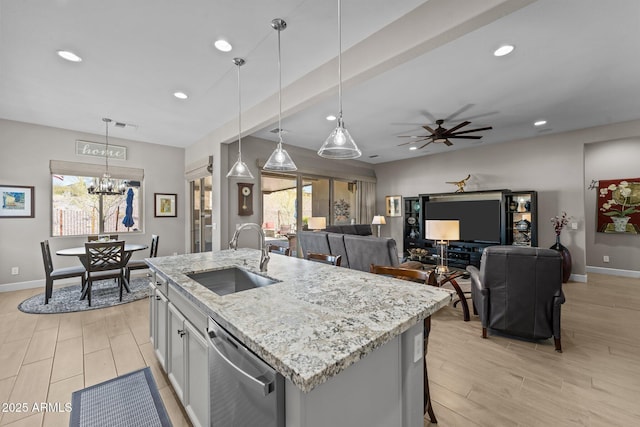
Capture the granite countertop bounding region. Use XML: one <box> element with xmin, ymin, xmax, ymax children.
<box><xmin>147</xmin><ymin>248</ymin><xmax>453</xmax><ymax>392</ymax></box>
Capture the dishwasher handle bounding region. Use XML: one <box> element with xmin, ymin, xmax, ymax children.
<box><xmin>207</xmin><ymin>327</ymin><xmax>274</xmax><ymax>397</ymax></box>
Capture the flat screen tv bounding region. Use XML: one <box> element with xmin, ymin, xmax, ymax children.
<box><xmin>424</xmin><ymin>199</ymin><xmax>501</xmax><ymax>243</ymax></box>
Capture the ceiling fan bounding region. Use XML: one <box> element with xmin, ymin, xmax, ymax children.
<box><xmin>398</xmin><ymin>119</ymin><xmax>493</xmax><ymax>149</ymax></box>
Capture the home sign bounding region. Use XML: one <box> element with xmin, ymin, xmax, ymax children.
<box><xmin>75</xmin><ymin>140</ymin><xmax>127</xmax><ymax>160</ymax></box>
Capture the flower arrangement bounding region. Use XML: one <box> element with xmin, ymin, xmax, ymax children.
<box><xmin>599</xmin><ymin>181</ymin><xmax>639</xmax><ymax>218</ymax></box>
<box><xmin>550</xmin><ymin>212</ymin><xmax>569</xmax><ymax>236</ymax></box>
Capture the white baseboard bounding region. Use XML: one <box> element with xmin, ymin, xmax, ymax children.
<box><xmin>569</xmin><ymin>273</ymin><xmax>588</xmax><ymax>283</ymax></box>
<box><xmin>0</xmin><ymin>271</ymin><xmax>151</xmax><ymax>293</ymax></box>
<box><xmin>586</xmin><ymin>266</ymin><xmax>640</xmax><ymax>279</ymax></box>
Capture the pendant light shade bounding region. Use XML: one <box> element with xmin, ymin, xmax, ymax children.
<box><xmin>264</xmin><ymin>18</ymin><xmax>297</xmax><ymax>172</ymax></box>
<box><xmin>226</xmin><ymin>57</ymin><xmax>254</xmax><ymax>179</ymax></box>
<box><xmin>318</xmin><ymin>0</ymin><xmax>361</xmax><ymax>160</ymax></box>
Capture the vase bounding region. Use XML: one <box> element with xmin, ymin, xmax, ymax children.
<box><xmin>611</xmin><ymin>216</ymin><xmax>630</xmax><ymax>232</ymax></box>
<box><xmin>550</xmin><ymin>235</ymin><xmax>572</xmax><ymax>283</ymax></box>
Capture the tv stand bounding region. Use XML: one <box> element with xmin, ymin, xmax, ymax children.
<box><xmin>403</xmin><ymin>190</ymin><xmax>538</xmax><ymax>268</ymax></box>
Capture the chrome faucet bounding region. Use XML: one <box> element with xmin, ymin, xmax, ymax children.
<box><xmin>229</xmin><ymin>223</ymin><xmax>270</xmax><ymax>272</ymax></box>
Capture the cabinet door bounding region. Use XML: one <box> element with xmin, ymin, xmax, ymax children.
<box><xmin>167</xmin><ymin>303</ymin><xmax>187</xmax><ymax>402</ymax></box>
<box><xmin>149</xmin><ymin>283</ymin><xmax>156</xmax><ymax>346</ymax></box>
<box><xmin>155</xmin><ymin>290</ymin><xmax>168</xmax><ymax>370</ymax></box>
<box><xmin>184</xmin><ymin>320</ymin><xmax>210</xmax><ymax>427</ymax></box>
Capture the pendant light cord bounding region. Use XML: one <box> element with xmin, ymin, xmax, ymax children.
<box><xmin>237</xmin><ymin>62</ymin><xmax>242</xmax><ymax>158</ymax></box>
<box><xmin>277</xmin><ymin>26</ymin><xmax>283</xmax><ymax>144</ymax></box>
<box><xmin>337</xmin><ymin>0</ymin><xmax>342</xmax><ymax>120</ymax></box>
<box><xmin>103</xmin><ymin>118</ymin><xmax>111</xmax><ymax>175</ymax></box>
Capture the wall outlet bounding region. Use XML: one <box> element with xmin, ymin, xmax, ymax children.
<box><xmin>11</xmin><ymin>267</ymin><xmax>19</xmax><ymax>275</ymax></box>
<box><xmin>571</xmin><ymin>222</ymin><xmax>578</xmax><ymax>230</ymax></box>
<box><xmin>413</xmin><ymin>333</ymin><xmax>423</xmax><ymax>363</ymax></box>
<box><xmin>603</xmin><ymin>255</ymin><xmax>610</xmax><ymax>263</ymax></box>
<box><xmin>212</xmin><ymin>222</ymin><xmax>217</xmax><ymax>230</ymax></box>
<box><xmin>173</xmin><ymin>252</ymin><xmax>178</xmax><ymax>256</ymax></box>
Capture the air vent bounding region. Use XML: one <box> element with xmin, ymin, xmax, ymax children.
<box><xmin>112</xmin><ymin>121</ymin><xmax>138</xmax><ymax>130</ymax></box>
<box><xmin>369</xmin><ymin>154</ymin><xmax>379</xmax><ymax>158</ymax></box>
<box><xmin>269</xmin><ymin>128</ymin><xmax>288</xmax><ymax>134</ymax></box>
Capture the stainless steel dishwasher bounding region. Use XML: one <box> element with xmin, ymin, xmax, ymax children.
<box><xmin>206</xmin><ymin>317</ymin><xmax>285</xmax><ymax>427</ymax></box>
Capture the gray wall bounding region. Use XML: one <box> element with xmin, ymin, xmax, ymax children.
<box><xmin>0</xmin><ymin>119</ymin><xmax>186</xmax><ymax>289</ymax></box>
<box><xmin>374</xmin><ymin>119</ymin><xmax>640</xmax><ymax>278</ymax></box>
<box><xmin>584</xmin><ymin>137</ymin><xmax>640</xmax><ymax>271</ymax></box>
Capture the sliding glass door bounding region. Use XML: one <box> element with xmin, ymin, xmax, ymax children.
<box><xmin>190</xmin><ymin>175</ymin><xmax>212</xmax><ymax>253</ymax></box>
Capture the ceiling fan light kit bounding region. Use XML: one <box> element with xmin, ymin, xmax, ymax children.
<box><xmin>264</xmin><ymin>18</ymin><xmax>298</xmax><ymax>172</ymax></box>
<box><xmin>226</xmin><ymin>57</ymin><xmax>254</xmax><ymax>179</ymax></box>
<box><xmin>318</xmin><ymin>0</ymin><xmax>362</xmax><ymax>160</ymax></box>
<box><xmin>398</xmin><ymin>118</ymin><xmax>493</xmax><ymax>150</ymax></box>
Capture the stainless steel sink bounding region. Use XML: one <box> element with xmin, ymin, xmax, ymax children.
<box><xmin>187</xmin><ymin>267</ymin><xmax>280</xmax><ymax>296</ymax></box>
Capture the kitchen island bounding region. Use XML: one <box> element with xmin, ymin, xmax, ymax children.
<box><xmin>146</xmin><ymin>248</ymin><xmax>453</xmax><ymax>427</ymax></box>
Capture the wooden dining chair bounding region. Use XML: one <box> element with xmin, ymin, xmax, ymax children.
<box><xmin>369</xmin><ymin>263</ymin><xmax>437</xmax><ymax>424</ymax></box>
<box><xmin>269</xmin><ymin>244</ymin><xmax>290</xmax><ymax>256</ymax></box>
<box><xmin>40</xmin><ymin>240</ymin><xmax>86</xmax><ymax>305</ymax></box>
<box><xmin>306</xmin><ymin>251</ymin><xmax>342</xmax><ymax>266</ymax></box>
<box><xmin>87</xmin><ymin>234</ymin><xmax>119</xmax><ymax>241</ymax></box>
<box><xmin>125</xmin><ymin>234</ymin><xmax>159</xmax><ymax>282</ymax></box>
<box><xmin>84</xmin><ymin>241</ymin><xmax>127</xmax><ymax>306</ymax></box>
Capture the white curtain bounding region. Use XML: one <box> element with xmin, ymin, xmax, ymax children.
<box><xmin>355</xmin><ymin>180</ymin><xmax>376</xmax><ymax>224</ymax></box>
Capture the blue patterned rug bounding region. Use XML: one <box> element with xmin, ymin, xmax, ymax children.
<box><xmin>17</xmin><ymin>277</ymin><xmax>150</xmax><ymax>314</ymax></box>
<box><xmin>70</xmin><ymin>367</ymin><xmax>171</xmax><ymax>427</ymax></box>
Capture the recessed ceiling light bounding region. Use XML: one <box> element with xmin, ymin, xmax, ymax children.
<box><xmin>409</xmin><ymin>146</ymin><xmax>418</xmax><ymax>151</ymax></box>
<box><xmin>326</xmin><ymin>115</ymin><xmax>337</xmax><ymax>121</ymax></box>
<box><xmin>493</xmin><ymin>44</ymin><xmax>515</xmax><ymax>57</ymax></box>
<box><xmin>214</xmin><ymin>39</ymin><xmax>232</xmax><ymax>52</ymax></box>
<box><xmin>534</xmin><ymin>120</ymin><xmax>547</xmax><ymax>126</ymax></box>
<box><xmin>57</xmin><ymin>50</ymin><xmax>82</xmax><ymax>62</ymax></box>
<box><xmin>173</xmin><ymin>91</ymin><xmax>188</xmax><ymax>99</ymax></box>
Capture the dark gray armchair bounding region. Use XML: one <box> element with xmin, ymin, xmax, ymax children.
<box><xmin>466</xmin><ymin>246</ymin><xmax>566</xmax><ymax>352</ymax></box>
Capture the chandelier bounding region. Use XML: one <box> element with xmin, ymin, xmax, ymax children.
<box><xmin>87</xmin><ymin>118</ymin><xmax>127</xmax><ymax>195</ymax></box>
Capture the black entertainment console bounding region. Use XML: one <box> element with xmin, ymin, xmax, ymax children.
<box><xmin>403</xmin><ymin>190</ymin><xmax>538</xmax><ymax>269</ymax></box>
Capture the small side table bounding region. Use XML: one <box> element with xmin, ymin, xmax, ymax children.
<box><xmin>427</xmin><ymin>269</ymin><xmax>472</xmax><ymax>321</ymax></box>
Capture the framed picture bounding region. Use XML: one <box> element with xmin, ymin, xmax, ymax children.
<box><xmin>597</xmin><ymin>178</ymin><xmax>640</xmax><ymax>234</ymax></box>
<box><xmin>386</xmin><ymin>195</ymin><xmax>402</xmax><ymax>217</ymax></box>
<box><xmin>0</xmin><ymin>185</ymin><xmax>34</xmax><ymax>218</ymax></box>
<box><xmin>154</xmin><ymin>193</ymin><xmax>177</xmax><ymax>217</ymax></box>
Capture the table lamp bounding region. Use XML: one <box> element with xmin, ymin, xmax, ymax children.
<box><xmin>371</xmin><ymin>215</ymin><xmax>386</xmax><ymax>237</ymax></box>
<box><xmin>307</xmin><ymin>217</ymin><xmax>326</xmax><ymax>231</ymax></box>
<box><xmin>425</xmin><ymin>220</ymin><xmax>460</xmax><ymax>275</ymax></box>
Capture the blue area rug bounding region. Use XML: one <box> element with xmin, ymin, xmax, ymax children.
<box><xmin>17</xmin><ymin>277</ymin><xmax>150</xmax><ymax>314</ymax></box>
<box><xmin>70</xmin><ymin>367</ymin><xmax>172</xmax><ymax>427</ymax></box>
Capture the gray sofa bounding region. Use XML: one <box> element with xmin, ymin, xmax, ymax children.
<box><xmin>298</xmin><ymin>230</ymin><xmax>407</xmax><ymax>271</ymax></box>
<box><xmin>466</xmin><ymin>245</ymin><xmax>565</xmax><ymax>352</ymax></box>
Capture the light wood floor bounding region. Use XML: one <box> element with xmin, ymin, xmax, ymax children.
<box><xmin>1</xmin><ymin>273</ymin><xmax>639</xmax><ymax>426</ymax></box>
<box><xmin>0</xmin><ymin>287</ymin><xmax>190</xmax><ymax>427</ymax></box>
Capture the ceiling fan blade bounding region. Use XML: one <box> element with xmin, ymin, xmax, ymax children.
<box><xmin>421</xmin><ymin>125</ymin><xmax>436</xmax><ymax>134</ymax></box>
<box><xmin>443</xmin><ymin>139</ymin><xmax>453</xmax><ymax>146</ymax></box>
<box><xmin>449</xmin><ymin>135</ymin><xmax>482</xmax><ymax>139</ymax></box>
<box><xmin>451</xmin><ymin>126</ymin><xmax>493</xmax><ymax>136</ymax></box>
<box><xmin>444</xmin><ymin>104</ymin><xmax>474</xmax><ymax>122</ymax></box>
<box><xmin>397</xmin><ymin>137</ymin><xmax>430</xmax><ymax>146</ymax></box>
<box><xmin>445</xmin><ymin>121</ymin><xmax>470</xmax><ymax>134</ymax></box>
<box><xmin>418</xmin><ymin>141</ymin><xmax>433</xmax><ymax>149</ymax></box>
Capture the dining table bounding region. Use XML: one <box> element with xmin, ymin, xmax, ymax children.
<box><xmin>56</xmin><ymin>243</ymin><xmax>148</xmax><ymax>294</ymax></box>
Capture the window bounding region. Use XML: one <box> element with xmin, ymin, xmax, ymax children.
<box><xmin>50</xmin><ymin>160</ymin><xmax>144</xmax><ymax>237</ymax></box>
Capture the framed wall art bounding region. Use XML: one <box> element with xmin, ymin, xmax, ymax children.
<box><xmin>386</xmin><ymin>195</ymin><xmax>402</xmax><ymax>217</ymax></box>
<box><xmin>154</xmin><ymin>193</ymin><xmax>177</xmax><ymax>217</ymax></box>
<box><xmin>0</xmin><ymin>185</ymin><xmax>34</xmax><ymax>218</ymax></box>
<box><xmin>597</xmin><ymin>178</ymin><xmax>640</xmax><ymax>234</ymax></box>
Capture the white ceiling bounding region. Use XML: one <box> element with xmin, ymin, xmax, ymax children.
<box><xmin>2</xmin><ymin>0</ymin><xmax>640</xmax><ymax>164</ymax></box>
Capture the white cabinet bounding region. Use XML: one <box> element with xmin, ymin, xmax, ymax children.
<box><xmin>167</xmin><ymin>302</ymin><xmax>209</xmax><ymax>427</ymax></box>
<box><xmin>149</xmin><ymin>282</ymin><xmax>168</xmax><ymax>370</ymax></box>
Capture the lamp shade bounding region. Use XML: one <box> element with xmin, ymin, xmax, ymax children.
<box><xmin>307</xmin><ymin>217</ymin><xmax>327</xmax><ymax>230</ymax></box>
<box><xmin>425</xmin><ymin>220</ymin><xmax>460</xmax><ymax>241</ymax></box>
<box><xmin>371</xmin><ymin>215</ymin><xmax>386</xmax><ymax>225</ymax></box>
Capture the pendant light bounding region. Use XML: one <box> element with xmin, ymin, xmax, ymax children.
<box><xmin>87</xmin><ymin>118</ymin><xmax>127</xmax><ymax>195</ymax></box>
<box><xmin>264</xmin><ymin>19</ymin><xmax>298</xmax><ymax>172</ymax></box>
<box><xmin>318</xmin><ymin>0</ymin><xmax>361</xmax><ymax>159</ymax></box>
<box><xmin>226</xmin><ymin>57</ymin><xmax>254</xmax><ymax>179</ymax></box>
